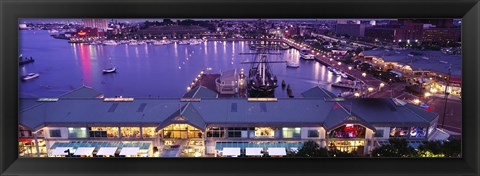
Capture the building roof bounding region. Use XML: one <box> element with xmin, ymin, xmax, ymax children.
<box><xmin>362</xmin><ymin>49</ymin><xmax>461</xmax><ymax>76</ymax></box>
<box><xmin>58</xmin><ymin>86</ymin><xmax>103</xmax><ymax>98</ymax></box>
<box><xmin>301</xmin><ymin>86</ymin><xmax>338</xmax><ymax>98</ymax></box>
<box><xmin>337</xmin><ymin>98</ymin><xmax>437</xmax><ymax>127</ymax></box>
<box><xmin>19</xmin><ymin>86</ymin><xmax>438</xmax><ymax>131</ymax></box>
<box><xmin>182</xmin><ymin>86</ymin><xmax>218</xmax><ymax>98</ymax></box>
<box><xmin>19</xmin><ymin>97</ymin><xmax>438</xmax><ymax>132</ymax></box>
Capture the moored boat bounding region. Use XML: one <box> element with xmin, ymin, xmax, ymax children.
<box><xmin>102</xmin><ymin>67</ymin><xmax>117</xmax><ymax>74</ymax></box>
<box><xmin>21</xmin><ymin>73</ymin><xmax>39</xmax><ymax>81</ymax></box>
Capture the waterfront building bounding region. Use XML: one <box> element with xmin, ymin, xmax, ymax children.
<box><xmin>82</xmin><ymin>19</ymin><xmax>108</xmax><ymax>31</ymax></box>
<box><xmin>19</xmin><ymin>86</ymin><xmax>447</xmax><ymax>157</ymax></box>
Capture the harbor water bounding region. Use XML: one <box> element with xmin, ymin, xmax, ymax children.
<box><xmin>19</xmin><ymin>30</ymin><xmax>346</xmax><ymax>98</ymax></box>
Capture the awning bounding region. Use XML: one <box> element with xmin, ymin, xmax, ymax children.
<box><xmin>222</xmin><ymin>147</ymin><xmax>240</xmax><ymax>156</ymax></box>
<box><xmin>73</xmin><ymin>147</ymin><xmax>95</xmax><ymax>156</ymax></box>
<box><xmin>52</xmin><ymin>147</ymin><xmax>74</xmax><ymax>155</ymax></box>
<box><xmin>119</xmin><ymin>147</ymin><xmax>140</xmax><ymax>156</ymax></box>
<box><xmin>245</xmin><ymin>148</ymin><xmax>263</xmax><ymax>156</ymax></box>
<box><xmin>268</xmin><ymin>148</ymin><xmax>286</xmax><ymax>156</ymax></box>
<box><xmin>96</xmin><ymin>147</ymin><xmax>118</xmax><ymax>156</ymax></box>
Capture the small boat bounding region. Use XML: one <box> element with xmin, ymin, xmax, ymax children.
<box><xmin>102</xmin><ymin>67</ymin><xmax>117</xmax><ymax>74</ymax></box>
<box><xmin>22</xmin><ymin>73</ymin><xmax>39</xmax><ymax>81</ymax></box>
<box><xmin>332</xmin><ymin>80</ymin><xmax>362</xmax><ymax>89</ymax></box>
<box><xmin>19</xmin><ymin>56</ymin><xmax>35</xmax><ymax>65</ymax></box>
<box><xmin>103</xmin><ymin>40</ymin><xmax>118</xmax><ymax>46</ymax></box>
<box><xmin>286</xmin><ymin>61</ymin><xmax>299</xmax><ymax>68</ymax></box>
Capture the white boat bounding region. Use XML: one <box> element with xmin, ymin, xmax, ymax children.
<box><xmin>89</xmin><ymin>41</ymin><xmax>102</xmax><ymax>45</ymax></box>
<box><xmin>128</xmin><ymin>40</ymin><xmax>139</xmax><ymax>45</ymax></box>
<box><xmin>332</xmin><ymin>80</ymin><xmax>362</xmax><ymax>89</ymax></box>
<box><xmin>102</xmin><ymin>67</ymin><xmax>117</xmax><ymax>74</ymax></box>
<box><xmin>103</xmin><ymin>40</ymin><xmax>118</xmax><ymax>46</ymax></box>
<box><xmin>22</xmin><ymin>73</ymin><xmax>39</xmax><ymax>81</ymax></box>
<box><xmin>138</xmin><ymin>41</ymin><xmax>146</xmax><ymax>45</ymax></box>
<box><xmin>48</xmin><ymin>29</ymin><xmax>59</xmax><ymax>34</ymax></box>
<box><xmin>340</xmin><ymin>72</ymin><xmax>348</xmax><ymax>78</ymax></box>
<box><xmin>286</xmin><ymin>61</ymin><xmax>300</xmax><ymax>68</ymax></box>
<box><xmin>300</xmin><ymin>53</ymin><xmax>315</xmax><ymax>60</ymax></box>
<box><xmin>153</xmin><ymin>40</ymin><xmax>171</xmax><ymax>45</ymax></box>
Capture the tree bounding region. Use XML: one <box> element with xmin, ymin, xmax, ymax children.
<box><xmin>418</xmin><ymin>139</ymin><xmax>461</xmax><ymax>157</ymax></box>
<box><xmin>294</xmin><ymin>140</ymin><xmax>328</xmax><ymax>157</ymax></box>
<box><xmin>371</xmin><ymin>138</ymin><xmax>418</xmax><ymax>157</ymax></box>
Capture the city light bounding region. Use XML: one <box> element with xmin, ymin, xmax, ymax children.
<box><xmin>413</xmin><ymin>99</ymin><xmax>421</xmax><ymax>105</ymax></box>
<box><xmin>425</xmin><ymin>92</ymin><xmax>431</xmax><ymax>98</ymax></box>
<box><xmin>337</xmin><ymin>62</ymin><xmax>342</xmax><ymax>66</ymax></box>
<box><xmin>354</xmin><ymin>93</ymin><xmax>360</xmax><ymax>98</ymax></box>
<box><xmin>348</xmin><ymin>66</ymin><xmax>352</xmax><ymax>70</ymax></box>
<box><xmin>368</xmin><ymin>87</ymin><xmax>374</xmax><ymax>92</ymax></box>
<box><xmin>380</xmin><ymin>83</ymin><xmax>385</xmax><ymax>88</ymax></box>
<box><xmin>362</xmin><ymin>72</ymin><xmax>367</xmax><ymax>77</ymax></box>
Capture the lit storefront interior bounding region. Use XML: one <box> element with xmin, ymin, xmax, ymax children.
<box><xmin>162</xmin><ymin>124</ymin><xmax>203</xmax><ymax>139</ymax></box>
<box><xmin>328</xmin><ymin>124</ymin><xmax>367</xmax><ymax>154</ymax></box>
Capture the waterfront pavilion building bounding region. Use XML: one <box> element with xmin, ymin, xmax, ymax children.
<box><xmin>18</xmin><ymin>86</ymin><xmax>446</xmax><ymax>157</ymax></box>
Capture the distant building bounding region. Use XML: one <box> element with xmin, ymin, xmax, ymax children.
<box><xmin>422</xmin><ymin>27</ymin><xmax>461</xmax><ymax>44</ymax></box>
<box><xmin>82</xmin><ymin>19</ymin><xmax>108</xmax><ymax>31</ymax></box>
<box><xmin>335</xmin><ymin>24</ymin><xmax>367</xmax><ymax>37</ymax></box>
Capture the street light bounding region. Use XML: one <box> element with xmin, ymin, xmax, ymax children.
<box><xmin>380</xmin><ymin>83</ymin><xmax>385</xmax><ymax>88</ymax></box>
<box><xmin>362</xmin><ymin>72</ymin><xmax>367</xmax><ymax>77</ymax></box>
<box><xmin>348</xmin><ymin>66</ymin><xmax>352</xmax><ymax>70</ymax></box>
<box><xmin>413</xmin><ymin>99</ymin><xmax>420</xmax><ymax>105</ymax></box>
<box><xmin>354</xmin><ymin>93</ymin><xmax>360</xmax><ymax>98</ymax></box>
<box><xmin>337</xmin><ymin>62</ymin><xmax>342</xmax><ymax>66</ymax></box>
<box><xmin>368</xmin><ymin>87</ymin><xmax>374</xmax><ymax>92</ymax></box>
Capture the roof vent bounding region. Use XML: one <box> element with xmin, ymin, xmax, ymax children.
<box><xmin>108</xmin><ymin>103</ymin><xmax>119</xmax><ymax>112</ymax></box>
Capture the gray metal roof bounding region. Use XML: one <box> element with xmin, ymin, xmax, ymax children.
<box><xmin>338</xmin><ymin>98</ymin><xmax>437</xmax><ymax>127</ymax></box>
<box><xmin>301</xmin><ymin>86</ymin><xmax>338</xmax><ymax>98</ymax></box>
<box><xmin>19</xmin><ymin>97</ymin><xmax>438</xmax><ymax>131</ymax></box>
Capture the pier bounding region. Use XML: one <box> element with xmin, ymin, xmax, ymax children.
<box><xmin>283</xmin><ymin>38</ymin><xmax>385</xmax><ymax>98</ymax></box>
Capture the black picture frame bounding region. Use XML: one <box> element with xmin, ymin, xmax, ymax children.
<box><xmin>1</xmin><ymin>0</ymin><xmax>479</xmax><ymax>176</ymax></box>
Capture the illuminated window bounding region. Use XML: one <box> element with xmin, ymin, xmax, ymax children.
<box><xmin>162</xmin><ymin>124</ymin><xmax>202</xmax><ymax>139</ymax></box>
<box><xmin>255</xmin><ymin>127</ymin><xmax>275</xmax><ymax>138</ymax></box>
<box><xmin>207</xmin><ymin>127</ymin><xmax>225</xmax><ymax>138</ymax></box>
<box><xmin>410</xmin><ymin>127</ymin><xmax>427</xmax><ymax>138</ymax></box>
<box><xmin>121</xmin><ymin>127</ymin><xmax>141</xmax><ymax>138</ymax></box>
<box><xmin>67</xmin><ymin>127</ymin><xmax>87</xmax><ymax>138</ymax></box>
<box><xmin>142</xmin><ymin>127</ymin><xmax>156</xmax><ymax>138</ymax></box>
<box><xmin>329</xmin><ymin>124</ymin><xmax>366</xmax><ymax>138</ymax></box>
<box><xmin>282</xmin><ymin>128</ymin><xmax>301</xmax><ymax>138</ymax></box>
<box><xmin>389</xmin><ymin>127</ymin><xmax>409</xmax><ymax>137</ymax></box>
<box><xmin>89</xmin><ymin>127</ymin><xmax>119</xmax><ymax>138</ymax></box>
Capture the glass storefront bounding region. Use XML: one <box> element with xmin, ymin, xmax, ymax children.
<box><xmin>410</xmin><ymin>127</ymin><xmax>427</xmax><ymax>138</ymax></box>
<box><xmin>67</xmin><ymin>127</ymin><xmax>88</xmax><ymax>138</ymax></box>
<box><xmin>142</xmin><ymin>127</ymin><xmax>156</xmax><ymax>138</ymax></box>
<box><xmin>89</xmin><ymin>127</ymin><xmax>119</xmax><ymax>138</ymax></box>
<box><xmin>329</xmin><ymin>124</ymin><xmax>366</xmax><ymax>138</ymax></box>
<box><xmin>121</xmin><ymin>127</ymin><xmax>141</xmax><ymax>138</ymax></box>
<box><xmin>389</xmin><ymin>127</ymin><xmax>410</xmax><ymax>137</ymax></box>
<box><xmin>329</xmin><ymin>140</ymin><xmax>365</xmax><ymax>154</ymax></box>
<box><xmin>162</xmin><ymin>124</ymin><xmax>202</xmax><ymax>139</ymax></box>
<box><xmin>19</xmin><ymin>139</ymin><xmax>47</xmax><ymax>157</ymax></box>
<box><xmin>254</xmin><ymin>127</ymin><xmax>275</xmax><ymax>138</ymax></box>
<box><xmin>282</xmin><ymin>128</ymin><xmax>301</xmax><ymax>138</ymax></box>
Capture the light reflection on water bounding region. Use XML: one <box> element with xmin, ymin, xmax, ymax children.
<box><xmin>19</xmin><ymin>30</ymin><xmax>347</xmax><ymax>98</ymax></box>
